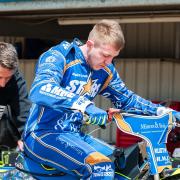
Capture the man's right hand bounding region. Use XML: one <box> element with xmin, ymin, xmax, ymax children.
<box><xmin>107</xmin><ymin>108</ymin><xmax>120</xmax><ymax>121</ymax></box>
<box><xmin>85</xmin><ymin>104</ymin><xmax>108</xmax><ymax>125</ymax></box>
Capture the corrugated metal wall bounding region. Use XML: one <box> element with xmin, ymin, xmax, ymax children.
<box><xmin>19</xmin><ymin>60</ymin><xmax>36</xmax><ymax>90</ymax></box>
<box><xmin>19</xmin><ymin>58</ymin><xmax>180</xmax><ymax>101</ymax></box>
<box><xmin>115</xmin><ymin>59</ymin><xmax>180</xmax><ymax>101</ymax></box>
<box><xmin>120</xmin><ymin>22</ymin><xmax>180</xmax><ymax>59</ymax></box>
<box><xmin>19</xmin><ymin>58</ymin><xmax>180</xmax><ymax>143</ymax></box>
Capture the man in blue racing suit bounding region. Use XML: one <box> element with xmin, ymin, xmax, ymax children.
<box><xmin>23</xmin><ymin>19</ymin><xmax>180</xmax><ymax>179</ymax></box>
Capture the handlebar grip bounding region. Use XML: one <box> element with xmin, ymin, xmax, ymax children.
<box><xmin>99</xmin><ymin>125</ymin><xmax>106</xmax><ymax>129</ymax></box>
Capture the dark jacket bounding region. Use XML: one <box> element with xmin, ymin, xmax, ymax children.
<box><xmin>0</xmin><ymin>69</ymin><xmax>31</xmax><ymax>149</ymax></box>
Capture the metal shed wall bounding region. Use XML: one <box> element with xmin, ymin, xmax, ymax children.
<box><xmin>19</xmin><ymin>58</ymin><xmax>180</xmax><ymax>143</ymax></box>
<box><xmin>1</xmin><ymin>22</ymin><xmax>179</xmax><ymax>58</ymax></box>
<box><xmin>120</xmin><ymin>22</ymin><xmax>180</xmax><ymax>59</ymax></box>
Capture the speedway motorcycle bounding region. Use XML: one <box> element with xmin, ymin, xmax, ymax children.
<box><xmin>113</xmin><ymin>111</ymin><xmax>180</xmax><ymax>180</ymax></box>
<box><xmin>0</xmin><ymin>110</ymin><xmax>179</xmax><ymax>179</ymax></box>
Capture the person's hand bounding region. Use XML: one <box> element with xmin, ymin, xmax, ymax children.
<box><xmin>157</xmin><ymin>107</ymin><xmax>180</xmax><ymax>123</ymax></box>
<box><xmin>85</xmin><ymin>104</ymin><xmax>108</xmax><ymax>125</ymax></box>
<box><xmin>156</xmin><ymin>107</ymin><xmax>173</xmax><ymax>116</ymax></box>
<box><xmin>17</xmin><ymin>140</ymin><xmax>24</xmax><ymax>151</ymax></box>
<box><xmin>107</xmin><ymin>108</ymin><xmax>120</xmax><ymax>121</ymax></box>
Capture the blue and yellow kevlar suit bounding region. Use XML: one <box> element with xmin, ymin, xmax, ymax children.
<box><xmin>23</xmin><ymin>39</ymin><xmax>160</xmax><ymax>179</ymax></box>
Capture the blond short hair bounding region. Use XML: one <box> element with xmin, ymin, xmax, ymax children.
<box><xmin>0</xmin><ymin>42</ymin><xmax>18</xmax><ymax>70</ymax></box>
<box><xmin>88</xmin><ymin>19</ymin><xmax>125</xmax><ymax>50</ymax></box>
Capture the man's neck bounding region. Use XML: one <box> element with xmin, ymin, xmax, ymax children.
<box><xmin>79</xmin><ymin>44</ymin><xmax>88</xmax><ymax>62</ymax></box>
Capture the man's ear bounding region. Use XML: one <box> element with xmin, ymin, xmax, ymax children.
<box><xmin>86</xmin><ymin>40</ymin><xmax>94</xmax><ymax>49</ymax></box>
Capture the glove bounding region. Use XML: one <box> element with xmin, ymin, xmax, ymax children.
<box><xmin>156</xmin><ymin>107</ymin><xmax>173</xmax><ymax>116</ymax></box>
<box><xmin>157</xmin><ymin>107</ymin><xmax>180</xmax><ymax>122</ymax></box>
<box><xmin>85</xmin><ymin>104</ymin><xmax>108</xmax><ymax>125</ymax></box>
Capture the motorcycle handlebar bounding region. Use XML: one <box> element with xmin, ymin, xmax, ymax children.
<box><xmin>83</xmin><ymin>108</ymin><xmax>180</xmax><ymax>129</ymax></box>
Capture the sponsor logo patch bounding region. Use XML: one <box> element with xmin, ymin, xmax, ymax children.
<box><xmin>40</xmin><ymin>83</ymin><xmax>74</xmax><ymax>99</ymax></box>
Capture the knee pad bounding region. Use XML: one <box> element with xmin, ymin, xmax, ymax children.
<box><xmin>85</xmin><ymin>152</ymin><xmax>111</xmax><ymax>166</ymax></box>
<box><xmin>85</xmin><ymin>152</ymin><xmax>114</xmax><ymax>179</ymax></box>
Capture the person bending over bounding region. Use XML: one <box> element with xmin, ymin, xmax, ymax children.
<box><xmin>23</xmin><ymin>19</ymin><xmax>180</xmax><ymax>179</ymax></box>
<box><xmin>0</xmin><ymin>42</ymin><xmax>31</xmax><ymax>152</ymax></box>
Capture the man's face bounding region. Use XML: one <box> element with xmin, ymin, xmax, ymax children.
<box><xmin>0</xmin><ymin>65</ymin><xmax>14</xmax><ymax>88</ymax></box>
<box><xmin>86</xmin><ymin>40</ymin><xmax>120</xmax><ymax>70</ymax></box>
